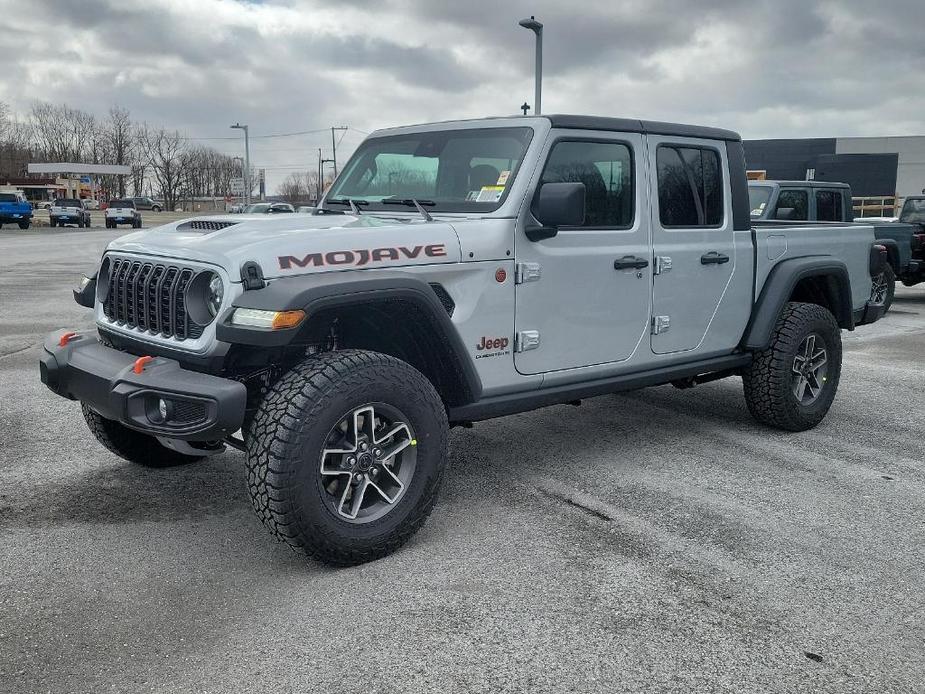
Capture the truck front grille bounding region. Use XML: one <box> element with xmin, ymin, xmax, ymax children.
<box><xmin>102</xmin><ymin>257</ymin><xmax>204</xmax><ymax>340</ymax></box>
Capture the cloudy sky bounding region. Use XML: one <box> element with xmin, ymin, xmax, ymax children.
<box><xmin>3</xmin><ymin>0</ymin><xmax>924</xmax><ymax>192</ymax></box>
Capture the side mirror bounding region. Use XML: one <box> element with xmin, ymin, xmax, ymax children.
<box><xmin>775</xmin><ymin>207</ymin><xmax>795</xmax><ymax>220</ymax></box>
<box><xmin>526</xmin><ymin>182</ymin><xmax>586</xmax><ymax>241</ymax></box>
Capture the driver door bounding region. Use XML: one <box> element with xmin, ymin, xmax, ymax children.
<box><xmin>514</xmin><ymin>133</ymin><xmax>652</xmax><ymax>375</ymax></box>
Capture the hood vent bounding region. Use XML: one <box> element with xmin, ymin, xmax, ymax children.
<box><xmin>176</xmin><ymin>220</ymin><xmax>239</xmax><ymax>232</ymax></box>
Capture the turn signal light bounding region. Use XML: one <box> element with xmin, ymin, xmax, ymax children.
<box><xmin>271</xmin><ymin>310</ymin><xmax>306</xmax><ymax>329</ymax></box>
<box><xmin>230</xmin><ymin>308</ymin><xmax>306</xmax><ymax>330</ymax></box>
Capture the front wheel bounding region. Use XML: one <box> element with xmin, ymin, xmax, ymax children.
<box><xmin>743</xmin><ymin>302</ymin><xmax>842</xmax><ymax>432</ymax></box>
<box><xmin>152</xmin><ymin>205</ymin><xmax>162</xmax><ymax>212</ymax></box>
<box><xmin>245</xmin><ymin>350</ymin><xmax>449</xmax><ymax>565</ymax></box>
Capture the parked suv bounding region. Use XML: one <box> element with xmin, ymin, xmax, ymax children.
<box><xmin>49</xmin><ymin>199</ymin><xmax>91</xmax><ymax>228</ymax></box>
<box><xmin>132</xmin><ymin>196</ymin><xmax>163</xmax><ymax>212</ymax></box>
<box><xmin>41</xmin><ymin>114</ymin><xmax>887</xmax><ymax>566</ymax></box>
<box><xmin>105</xmin><ymin>199</ymin><xmax>142</xmax><ymax>229</ymax></box>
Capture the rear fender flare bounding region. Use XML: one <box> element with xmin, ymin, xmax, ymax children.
<box><xmin>742</xmin><ymin>257</ymin><xmax>853</xmax><ymax>351</ymax></box>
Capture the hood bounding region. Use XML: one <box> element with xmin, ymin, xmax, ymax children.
<box><xmin>105</xmin><ymin>213</ymin><xmax>463</xmax><ymax>280</ymax></box>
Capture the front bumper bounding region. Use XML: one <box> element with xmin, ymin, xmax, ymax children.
<box><xmin>39</xmin><ymin>332</ymin><xmax>246</xmax><ymax>441</ymax></box>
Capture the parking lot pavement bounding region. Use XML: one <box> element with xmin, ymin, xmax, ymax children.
<box><xmin>2</xmin><ymin>227</ymin><xmax>924</xmax><ymax>693</ymax></box>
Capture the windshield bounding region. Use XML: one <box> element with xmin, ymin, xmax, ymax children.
<box><xmin>110</xmin><ymin>199</ymin><xmax>134</xmax><ymax>208</ymax></box>
<box><xmin>56</xmin><ymin>199</ymin><xmax>82</xmax><ymax>207</ymax></box>
<box><xmin>245</xmin><ymin>203</ymin><xmax>270</xmax><ymax>213</ymax></box>
<box><xmin>324</xmin><ymin>127</ymin><xmax>534</xmax><ymax>213</ymax></box>
<box><xmin>748</xmin><ymin>186</ymin><xmax>772</xmax><ymax>218</ymax></box>
<box><xmin>900</xmin><ymin>198</ymin><xmax>925</xmax><ymax>223</ymax></box>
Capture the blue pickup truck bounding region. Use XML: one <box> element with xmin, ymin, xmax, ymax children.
<box><xmin>0</xmin><ymin>191</ymin><xmax>33</xmax><ymax>229</ymax></box>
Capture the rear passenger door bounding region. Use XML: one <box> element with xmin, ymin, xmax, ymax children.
<box><xmin>648</xmin><ymin>138</ymin><xmax>735</xmax><ymax>354</ymax></box>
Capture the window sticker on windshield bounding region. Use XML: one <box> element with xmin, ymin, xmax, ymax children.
<box><xmin>476</xmin><ymin>186</ymin><xmax>504</xmax><ymax>203</ymax></box>
<box><xmin>496</xmin><ymin>170</ymin><xmax>511</xmax><ymax>186</ymax></box>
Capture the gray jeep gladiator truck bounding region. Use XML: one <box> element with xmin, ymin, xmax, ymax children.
<box><xmin>748</xmin><ymin>179</ymin><xmax>919</xmax><ymax>310</ymax></box>
<box><xmin>40</xmin><ymin>115</ymin><xmax>887</xmax><ymax>565</ymax></box>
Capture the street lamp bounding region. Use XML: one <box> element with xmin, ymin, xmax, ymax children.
<box><xmin>518</xmin><ymin>16</ymin><xmax>543</xmax><ymax>115</ymax></box>
<box><xmin>230</xmin><ymin>123</ymin><xmax>250</xmax><ymax>205</ymax></box>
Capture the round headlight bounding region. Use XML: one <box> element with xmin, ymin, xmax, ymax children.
<box><xmin>208</xmin><ymin>274</ymin><xmax>224</xmax><ymax>317</ymax></box>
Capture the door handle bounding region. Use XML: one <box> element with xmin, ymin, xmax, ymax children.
<box><xmin>700</xmin><ymin>251</ymin><xmax>730</xmax><ymax>265</ymax></box>
<box><xmin>614</xmin><ymin>255</ymin><xmax>649</xmax><ymax>270</ymax></box>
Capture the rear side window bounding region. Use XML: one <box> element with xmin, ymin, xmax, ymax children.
<box><xmin>540</xmin><ymin>140</ymin><xmax>634</xmax><ymax>227</ymax></box>
<box><xmin>776</xmin><ymin>190</ymin><xmax>808</xmax><ymax>221</ymax></box>
<box><xmin>0</xmin><ymin>193</ymin><xmax>16</xmax><ymax>202</ymax></box>
<box><xmin>816</xmin><ymin>190</ymin><xmax>843</xmax><ymax>221</ymax></box>
<box><xmin>657</xmin><ymin>145</ymin><xmax>723</xmax><ymax>227</ymax></box>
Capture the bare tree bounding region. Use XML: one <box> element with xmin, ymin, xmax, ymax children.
<box><xmin>278</xmin><ymin>171</ymin><xmax>323</xmax><ymax>204</ymax></box>
<box><xmin>29</xmin><ymin>102</ymin><xmax>96</xmax><ymax>162</ymax></box>
<box><xmin>0</xmin><ymin>102</ymin><xmax>35</xmax><ymax>178</ymax></box>
<box><xmin>105</xmin><ymin>106</ymin><xmax>134</xmax><ymax>196</ymax></box>
<box><xmin>137</xmin><ymin>124</ymin><xmax>187</xmax><ymax>210</ymax></box>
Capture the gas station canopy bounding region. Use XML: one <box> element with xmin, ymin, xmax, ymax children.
<box><xmin>27</xmin><ymin>163</ymin><xmax>131</xmax><ymax>175</ymax></box>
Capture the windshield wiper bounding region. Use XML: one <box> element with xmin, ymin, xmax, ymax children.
<box><xmin>381</xmin><ymin>198</ymin><xmax>435</xmax><ymax>222</ymax></box>
<box><xmin>326</xmin><ymin>198</ymin><xmax>369</xmax><ymax>215</ymax></box>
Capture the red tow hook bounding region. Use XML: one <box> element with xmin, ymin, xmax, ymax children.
<box><xmin>133</xmin><ymin>356</ymin><xmax>155</xmax><ymax>374</ymax></box>
<box><xmin>58</xmin><ymin>332</ymin><xmax>79</xmax><ymax>347</ymax></box>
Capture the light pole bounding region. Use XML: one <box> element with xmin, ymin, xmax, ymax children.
<box><xmin>230</xmin><ymin>123</ymin><xmax>250</xmax><ymax>205</ymax></box>
<box><xmin>518</xmin><ymin>16</ymin><xmax>543</xmax><ymax>115</ymax></box>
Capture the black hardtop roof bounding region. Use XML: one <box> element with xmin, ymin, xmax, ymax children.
<box><xmin>748</xmin><ymin>179</ymin><xmax>850</xmax><ymax>189</ymax></box>
<box><xmin>371</xmin><ymin>114</ymin><xmax>741</xmax><ymax>142</ymax></box>
<box><xmin>545</xmin><ymin>114</ymin><xmax>741</xmax><ymax>142</ymax></box>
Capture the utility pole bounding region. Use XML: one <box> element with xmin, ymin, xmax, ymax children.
<box><xmin>331</xmin><ymin>125</ymin><xmax>348</xmax><ymax>177</ymax></box>
<box><xmin>518</xmin><ymin>17</ymin><xmax>543</xmax><ymax>115</ymax></box>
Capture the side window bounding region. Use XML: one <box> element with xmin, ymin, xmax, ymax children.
<box><xmin>540</xmin><ymin>140</ymin><xmax>634</xmax><ymax>227</ymax></box>
<box><xmin>816</xmin><ymin>190</ymin><xmax>843</xmax><ymax>221</ymax></box>
<box><xmin>656</xmin><ymin>145</ymin><xmax>723</xmax><ymax>227</ymax></box>
<box><xmin>776</xmin><ymin>190</ymin><xmax>808</xmax><ymax>221</ymax></box>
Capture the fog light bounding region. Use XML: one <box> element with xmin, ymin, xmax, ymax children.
<box><xmin>148</xmin><ymin>397</ymin><xmax>174</xmax><ymax>424</ymax></box>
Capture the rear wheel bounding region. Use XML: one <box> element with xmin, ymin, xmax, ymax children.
<box><xmin>743</xmin><ymin>302</ymin><xmax>842</xmax><ymax>432</ymax></box>
<box><xmin>82</xmin><ymin>405</ymin><xmax>204</xmax><ymax>467</ymax></box>
<box><xmin>245</xmin><ymin>350</ymin><xmax>449</xmax><ymax>565</ymax></box>
<box><xmin>870</xmin><ymin>265</ymin><xmax>896</xmax><ymax>312</ymax></box>
<box><xmin>18</xmin><ymin>221</ymin><xmax>29</xmax><ymax>229</ymax></box>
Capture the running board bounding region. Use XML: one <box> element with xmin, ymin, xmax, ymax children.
<box><xmin>448</xmin><ymin>353</ymin><xmax>752</xmax><ymax>423</ymax></box>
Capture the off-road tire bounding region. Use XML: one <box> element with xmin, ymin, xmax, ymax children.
<box><xmin>876</xmin><ymin>265</ymin><xmax>896</xmax><ymax>312</ymax></box>
<box><xmin>245</xmin><ymin>349</ymin><xmax>449</xmax><ymax>566</ymax></box>
<box><xmin>81</xmin><ymin>404</ymin><xmax>204</xmax><ymax>467</ymax></box>
<box><xmin>743</xmin><ymin>302</ymin><xmax>842</xmax><ymax>432</ymax></box>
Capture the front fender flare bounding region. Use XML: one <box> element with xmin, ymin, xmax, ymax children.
<box><xmin>216</xmin><ymin>270</ymin><xmax>482</xmax><ymax>402</ymax></box>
